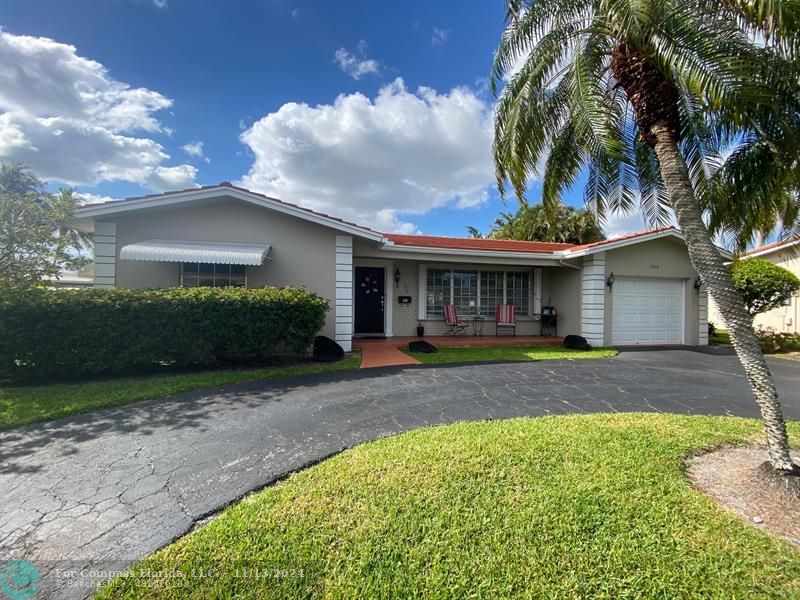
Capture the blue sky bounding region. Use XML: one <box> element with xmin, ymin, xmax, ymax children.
<box><xmin>1</xmin><ymin>0</ymin><xmax>644</xmax><ymax>236</ymax></box>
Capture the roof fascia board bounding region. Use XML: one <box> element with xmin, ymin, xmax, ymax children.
<box><xmin>564</xmin><ymin>230</ymin><xmax>686</xmax><ymax>257</ymax></box>
<box><xmin>742</xmin><ymin>239</ymin><xmax>799</xmax><ymax>259</ymax></box>
<box><xmin>74</xmin><ymin>187</ymin><xmax>383</xmax><ymax>241</ymax></box>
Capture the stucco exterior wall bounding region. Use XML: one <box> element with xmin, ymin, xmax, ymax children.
<box><xmin>708</xmin><ymin>247</ymin><xmax>800</xmax><ymax>334</ymax></box>
<box><xmin>542</xmin><ymin>266</ymin><xmax>582</xmax><ymax>337</ymax></box>
<box><xmin>111</xmin><ymin>200</ymin><xmax>338</xmax><ymax>338</ymax></box>
<box><xmin>603</xmin><ymin>237</ymin><xmax>701</xmax><ymax>345</ymax></box>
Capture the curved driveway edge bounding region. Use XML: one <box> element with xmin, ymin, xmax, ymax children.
<box><xmin>1</xmin><ymin>350</ymin><xmax>798</xmax><ymax>598</ymax></box>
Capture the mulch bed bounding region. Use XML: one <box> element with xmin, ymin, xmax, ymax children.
<box><xmin>687</xmin><ymin>446</ymin><xmax>800</xmax><ymax>548</ymax></box>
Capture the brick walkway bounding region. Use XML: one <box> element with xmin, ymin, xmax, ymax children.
<box><xmin>352</xmin><ymin>336</ymin><xmax>564</xmax><ymax>368</ymax></box>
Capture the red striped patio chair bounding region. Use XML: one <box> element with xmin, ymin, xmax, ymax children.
<box><xmin>495</xmin><ymin>304</ymin><xmax>517</xmax><ymax>336</ymax></box>
<box><xmin>443</xmin><ymin>304</ymin><xmax>469</xmax><ymax>336</ymax></box>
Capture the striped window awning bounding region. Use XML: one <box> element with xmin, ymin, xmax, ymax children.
<box><xmin>119</xmin><ymin>240</ymin><xmax>271</xmax><ymax>265</ymax></box>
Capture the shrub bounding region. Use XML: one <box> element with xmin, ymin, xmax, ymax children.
<box><xmin>0</xmin><ymin>286</ymin><xmax>329</xmax><ymax>382</ymax></box>
<box><xmin>730</xmin><ymin>257</ymin><xmax>800</xmax><ymax>316</ymax></box>
<box><xmin>756</xmin><ymin>326</ymin><xmax>800</xmax><ymax>354</ymax></box>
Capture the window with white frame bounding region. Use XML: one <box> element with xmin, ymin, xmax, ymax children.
<box><xmin>425</xmin><ymin>268</ymin><xmax>532</xmax><ymax>318</ymax></box>
<box><xmin>426</xmin><ymin>268</ymin><xmax>450</xmax><ymax>316</ymax></box>
<box><xmin>479</xmin><ymin>271</ymin><xmax>504</xmax><ymax>316</ymax></box>
<box><xmin>181</xmin><ymin>263</ymin><xmax>247</xmax><ymax>287</ymax></box>
<box><xmin>506</xmin><ymin>271</ymin><xmax>530</xmax><ymax>315</ymax></box>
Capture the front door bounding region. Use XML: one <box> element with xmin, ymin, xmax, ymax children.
<box><xmin>354</xmin><ymin>266</ymin><xmax>385</xmax><ymax>335</ymax></box>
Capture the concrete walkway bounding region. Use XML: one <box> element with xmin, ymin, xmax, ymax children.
<box><xmin>1</xmin><ymin>349</ymin><xmax>798</xmax><ymax>598</ymax></box>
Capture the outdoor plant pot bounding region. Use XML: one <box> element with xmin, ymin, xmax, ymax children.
<box><xmin>417</xmin><ymin>325</ymin><xmax>424</xmax><ymax>337</ymax></box>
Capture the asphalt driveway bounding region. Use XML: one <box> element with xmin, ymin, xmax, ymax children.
<box><xmin>1</xmin><ymin>349</ymin><xmax>799</xmax><ymax>598</ymax></box>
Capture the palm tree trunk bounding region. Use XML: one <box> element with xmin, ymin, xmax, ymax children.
<box><xmin>651</xmin><ymin>123</ymin><xmax>797</xmax><ymax>473</ymax></box>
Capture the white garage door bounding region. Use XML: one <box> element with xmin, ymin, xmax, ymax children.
<box><xmin>611</xmin><ymin>277</ymin><xmax>684</xmax><ymax>345</ymax></box>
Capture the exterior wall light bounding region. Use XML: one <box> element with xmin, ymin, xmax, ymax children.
<box><xmin>606</xmin><ymin>272</ymin><xmax>615</xmax><ymax>291</ymax></box>
<box><xmin>694</xmin><ymin>278</ymin><xmax>702</xmax><ymax>293</ymax></box>
<box><xmin>394</xmin><ymin>268</ymin><xmax>401</xmax><ymax>288</ymax></box>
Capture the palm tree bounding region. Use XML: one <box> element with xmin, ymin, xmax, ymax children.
<box><xmin>492</xmin><ymin>0</ymin><xmax>799</xmax><ymax>473</ymax></box>
<box><xmin>466</xmin><ymin>225</ymin><xmax>485</xmax><ymax>239</ymax></box>
<box><xmin>471</xmin><ymin>203</ymin><xmax>605</xmax><ymax>243</ymax></box>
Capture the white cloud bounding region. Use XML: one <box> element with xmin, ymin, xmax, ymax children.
<box><xmin>601</xmin><ymin>210</ymin><xmax>678</xmax><ymax>238</ymax></box>
<box><xmin>181</xmin><ymin>140</ymin><xmax>209</xmax><ymax>162</ymax></box>
<box><xmin>334</xmin><ymin>41</ymin><xmax>380</xmax><ymax>80</ymax></box>
<box><xmin>146</xmin><ymin>164</ymin><xmax>198</xmax><ymax>191</ymax></box>
<box><xmin>0</xmin><ymin>30</ymin><xmax>196</xmax><ymax>190</ymax></box>
<box><xmin>431</xmin><ymin>27</ymin><xmax>450</xmax><ymax>46</ymax></box>
<box><xmin>74</xmin><ymin>192</ymin><xmax>117</xmax><ymax>205</ymax></box>
<box><xmin>153</xmin><ymin>0</ymin><xmax>168</xmax><ymax>8</ymax></box>
<box><xmin>239</xmin><ymin>78</ymin><xmax>494</xmax><ymax>233</ymax></box>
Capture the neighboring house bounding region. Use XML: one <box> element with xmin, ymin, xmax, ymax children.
<box><xmin>72</xmin><ymin>183</ymin><xmax>716</xmax><ymax>351</ymax></box>
<box><xmin>708</xmin><ymin>238</ymin><xmax>800</xmax><ymax>334</ymax></box>
<box><xmin>46</xmin><ymin>264</ymin><xmax>94</xmax><ymax>289</ymax></box>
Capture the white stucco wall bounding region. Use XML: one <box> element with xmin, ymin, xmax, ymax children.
<box><xmin>603</xmin><ymin>237</ymin><xmax>702</xmax><ymax>345</ymax></box>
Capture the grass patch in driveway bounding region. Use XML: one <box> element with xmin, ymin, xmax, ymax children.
<box><xmin>98</xmin><ymin>414</ymin><xmax>800</xmax><ymax>599</ymax></box>
<box><xmin>405</xmin><ymin>344</ymin><xmax>617</xmax><ymax>364</ymax></box>
<box><xmin>0</xmin><ymin>355</ymin><xmax>360</xmax><ymax>430</ymax></box>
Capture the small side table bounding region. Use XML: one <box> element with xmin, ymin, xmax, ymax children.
<box><xmin>470</xmin><ymin>315</ymin><xmax>485</xmax><ymax>336</ymax></box>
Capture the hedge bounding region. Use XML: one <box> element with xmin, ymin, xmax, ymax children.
<box><xmin>0</xmin><ymin>286</ymin><xmax>329</xmax><ymax>382</ymax></box>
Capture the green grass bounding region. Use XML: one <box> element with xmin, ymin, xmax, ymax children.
<box><xmin>709</xmin><ymin>328</ymin><xmax>731</xmax><ymax>345</ymax></box>
<box><xmin>405</xmin><ymin>344</ymin><xmax>618</xmax><ymax>364</ymax></box>
<box><xmin>98</xmin><ymin>414</ymin><xmax>800</xmax><ymax>599</ymax></box>
<box><xmin>0</xmin><ymin>355</ymin><xmax>361</xmax><ymax>430</ymax></box>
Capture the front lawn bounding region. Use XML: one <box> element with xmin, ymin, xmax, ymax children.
<box><xmin>709</xmin><ymin>328</ymin><xmax>731</xmax><ymax>345</ymax></box>
<box><xmin>405</xmin><ymin>344</ymin><xmax>617</xmax><ymax>364</ymax></box>
<box><xmin>99</xmin><ymin>414</ymin><xmax>800</xmax><ymax>599</ymax></box>
<box><xmin>0</xmin><ymin>355</ymin><xmax>361</xmax><ymax>430</ymax></box>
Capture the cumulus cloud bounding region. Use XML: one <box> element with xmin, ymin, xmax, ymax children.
<box><xmin>601</xmin><ymin>210</ymin><xmax>678</xmax><ymax>238</ymax></box>
<box><xmin>74</xmin><ymin>192</ymin><xmax>117</xmax><ymax>205</ymax></box>
<box><xmin>334</xmin><ymin>41</ymin><xmax>380</xmax><ymax>80</ymax></box>
<box><xmin>239</xmin><ymin>78</ymin><xmax>494</xmax><ymax>233</ymax></box>
<box><xmin>0</xmin><ymin>30</ymin><xmax>196</xmax><ymax>189</ymax></box>
<box><xmin>181</xmin><ymin>140</ymin><xmax>209</xmax><ymax>162</ymax></box>
<box><xmin>431</xmin><ymin>27</ymin><xmax>450</xmax><ymax>46</ymax></box>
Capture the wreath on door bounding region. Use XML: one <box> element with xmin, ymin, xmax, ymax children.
<box><xmin>360</xmin><ymin>276</ymin><xmax>380</xmax><ymax>295</ymax></box>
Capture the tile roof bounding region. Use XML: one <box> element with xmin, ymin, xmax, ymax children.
<box><xmin>382</xmin><ymin>234</ymin><xmax>576</xmax><ymax>253</ymax></box>
<box><xmin>742</xmin><ymin>237</ymin><xmax>799</xmax><ymax>257</ymax></box>
<box><xmin>567</xmin><ymin>226</ymin><xmax>678</xmax><ymax>252</ymax></box>
<box><xmin>79</xmin><ymin>183</ymin><xmax>683</xmax><ymax>255</ymax></box>
<box><xmin>383</xmin><ymin>227</ymin><xmax>680</xmax><ymax>254</ymax></box>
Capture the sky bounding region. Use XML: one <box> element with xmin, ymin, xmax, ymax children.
<box><xmin>0</xmin><ymin>0</ymin><xmax>648</xmax><ymax>237</ymax></box>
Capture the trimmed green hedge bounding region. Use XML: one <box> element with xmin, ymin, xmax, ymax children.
<box><xmin>0</xmin><ymin>287</ymin><xmax>329</xmax><ymax>382</ymax></box>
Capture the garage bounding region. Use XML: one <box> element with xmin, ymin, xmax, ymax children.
<box><xmin>611</xmin><ymin>277</ymin><xmax>684</xmax><ymax>345</ymax></box>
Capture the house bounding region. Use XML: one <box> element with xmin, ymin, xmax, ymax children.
<box><xmin>72</xmin><ymin>183</ymin><xmax>715</xmax><ymax>352</ymax></box>
<box><xmin>708</xmin><ymin>238</ymin><xmax>800</xmax><ymax>334</ymax></box>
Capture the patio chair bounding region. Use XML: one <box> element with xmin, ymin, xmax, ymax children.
<box><xmin>443</xmin><ymin>304</ymin><xmax>469</xmax><ymax>336</ymax></box>
<box><xmin>495</xmin><ymin>304</ymin><xmax>517</xmax><ymax>336</ymax></box>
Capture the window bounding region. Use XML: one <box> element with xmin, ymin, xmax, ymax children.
<box><xmin>426</xmin><ymin>268</ymin><xmax>532</xmax><ymax>318</ymax></box>
<box><xmin>506</xmin><ymin>271</ymin><xmax>530</xmax><ymax>316</ymax></box>
<box><xmin>452</xmin><ymin>271</ymin><xmax>478</xmax><ymax>315</ymax></box>
<box><xmin>181</xmin><ymin>263</ymin><xmax>246</xmax><ymax>287</ymax></box>
<box><xmin>426</xmin><ymin>268</ymin><xmax>450</xmax><ymax>316</ymax></box>
<box><xmin>479</xmin><ymin>271</ymin><xmax>504</xmax><ymax>316</ymax></box>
